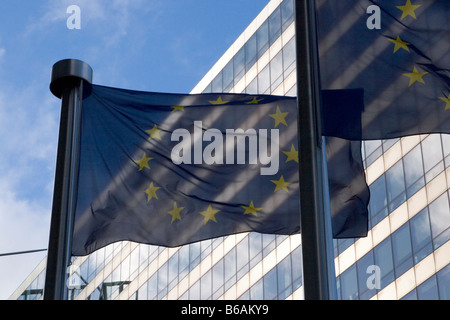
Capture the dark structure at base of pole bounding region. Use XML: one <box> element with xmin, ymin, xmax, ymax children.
<box><xmin>44</xmin><ymin>59</ymin><xmax>92</xmax><ymax>300</ymax></box>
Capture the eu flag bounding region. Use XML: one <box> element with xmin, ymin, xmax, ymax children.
<box><xmin>72</xmin><ymin>85</ymin><xmax>301</xmax><ymax>255</ymax></box>
<box><xmin>318</xmin><ymin>0</ymin><xmax>450</xmax><ymax>140</ymax></box>
<box><xmin>71</xmin><ymin>84</ymin><xmax>368</xmax><ymax>256</ymax></box>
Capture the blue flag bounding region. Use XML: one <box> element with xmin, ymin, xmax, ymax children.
<box><xmin>72</xmin><ymin>85</ymin><xmax>301</xmax><ymax>255</ymax></box>
<box><xmin>318</xmin><ymin>0</ymin><xmax>450</xmax><ymax>140</ymax></box>
<box><xmin>71</xmin><ymin>84</ymin><xmax>368</xmax><ymax>255</ymax></box>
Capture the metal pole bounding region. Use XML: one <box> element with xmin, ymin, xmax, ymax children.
<box><xmin>44</xmin><ymin>59</ymin><xmax>92</xmax><ymax>300</ymax></box>
<box><xmin>295</xmin><ymin>0</ymin><xmax>336</xmax><ymax>299</ymax></box>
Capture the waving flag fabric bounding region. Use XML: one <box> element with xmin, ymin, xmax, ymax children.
<box><xmin>71</xmin><ymin>84</ymin><xmax>368</xmax><ymax>256</ymax></box>
<box><xmin>72</xmin><ymin>85</ymin><xmax>301</xmax><ymax>255</ymax></box>
<box><xmin>318</xmin><ymin>0</ymin><xmax>450</xmax><ymax>140</ymax></box>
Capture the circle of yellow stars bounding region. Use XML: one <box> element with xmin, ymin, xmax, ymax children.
<box><xmin>133</xmin><ymin>95</ymin><xmax>298</xmax><ymax>227</ymax></box>
<box><xmin>387</xmin><ymin>0</ymin><xmax>449</xmax><ymax>111</ymax></box>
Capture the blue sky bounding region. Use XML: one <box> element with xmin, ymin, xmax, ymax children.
<box><xmin>0</xmin><ymin>0</ymin><xmax>269</xmax><ymax>299</ymax></box>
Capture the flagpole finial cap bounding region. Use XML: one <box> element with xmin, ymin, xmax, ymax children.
<box><xmin>50</xmin><ymin>59</ymin><xmax>93</xmax><ymax>98</ymax></box>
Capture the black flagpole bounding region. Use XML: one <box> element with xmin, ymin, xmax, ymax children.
<box><xmin>44</xmin><ymin>59</ymin><xmax>92</xmax><ymax>300</ymax></box>
<box><xmin>295</xmin><ymin>0</ymin><xmax>336</xmax><ymax>299</ymax></box>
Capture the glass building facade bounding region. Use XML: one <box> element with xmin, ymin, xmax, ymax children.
<box><xmin>10</xmin><ymin>0</ymin><xmax>450</xmax><ymax>300</ymax></box>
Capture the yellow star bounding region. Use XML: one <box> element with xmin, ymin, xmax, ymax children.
<box><xmin>269</xmin><ymin>106</ymin><xmax>288</xmax><ymax>127</ymax></box>
<box><xmin>270</xmin><ymin>175</ymin><xmax>292</xmax><ymax>193</ymax></box>
<box><xmin>388</xmin><ymin>36</ymin><xmax>410</xmax><ymax>53</ymax></box>
<box><xmin>241</xmin><ymin>201</ymin><xmax>262</xmax><ymax>217</ymax></box>
<box><xmin>144</xmin><ymin>182</ymin><xmax>160</xmax><ymax>202</ymax></box>
<box><xmin>171</xmin><ymin>105</ymin><xmax>185</xmax><ymax>112</ymax></box>
<box><xmin>403</xmin><ymin>66</ymin><xmax>428</xmax><ymax>87</ymax></box>
<box><xmin>396</xmin><ymin>0</ymin><xmax>421</xmax><ymax>20</ymax></box>
<box><xmin>246</xmin><ymin>97</ymin><xmax>264</xmax><ymax>104</ymax></box>
<box><xmin>440</xmin><ymin>94</ymin><xmax>450</xmax><ymax>110</ymax></box>
<box><xmin>136</xmin><ymin>153</ymin><xmax>153</xmax><ymax>171</ymax></box>
<box><xmin>146</xmin><ymin>124</ymin><xmax>162</xmax><ymax>141</ymax></box>
<box><xmin>282</xmin><ymin>144</ymin><xmax>299</xmax><ymax>163</ymax></box>
<box><xmin>209</xmin><ymin>96</ymin><xmax>229</xmax><ymax>105</ymax></box>
<box><xmin>199</xmin><ymin>204</ymin><xmax>220</xmax><ymax>224</ymax></box>
<box><xmin>168</xmin><ymin>202</ymin><xmax>184</xmax><ymax>223</ymax></box>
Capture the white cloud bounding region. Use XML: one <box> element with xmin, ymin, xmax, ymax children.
<box><xmin>0</xmin><ymin>83</ymin><xmax>56</xmax><ymax>299</ymax></box>
<box><xmin>0</xmin><ymin>85</ymin><xmax>58</xmax><ymax>167</ymax></box>
<box><xmin>0</xmin><ymin>178</ymin><xmax>50</xmax><ymax>253</ymax></box>
<box><xmin>0</xmin><ymin>35</ymin><xmax>5</xmax><ymax>62</ymax></box>
<box><xmin>26</xmin><ymin>0</ymin><xmax>155</xmax><ymax>47</ymax></box>
<box><xmin>0</xmin><ymin>176</ymin><xmax>50</xmax><ymax>299</ymax></box>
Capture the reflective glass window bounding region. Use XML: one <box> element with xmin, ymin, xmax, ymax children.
<box><xmin>401</xmin><ymin>289</ymin><xmax>417</xmax><ymax>300</ymax></box>
<box><xmin>417</xmin><ymin>276</ymin><xmax>439</xmax><ymax>299</ymax></box>
<box><xmin>179</xmin><ymin>245</ymin><xmax>190</xmax><ymax>280</ymax></box>
<box><xmin>234</xmin><ymin>46</ymin><xmax>246</xmax><ymax>83</ymax></box>
<box><xmin>437</xmin><ymin>264</ymin><xmax>450</xmax><ymax>299</ymax></box>
<box><xmin>85</xmin><ymin>254</ymin><xmax>96</xmax><ymax>283</ymax></box>
<box><xmin>369</xmin><ymin>175</ymin><xmax>388</xmax><ymax>226</ymax></box>
<box><xmin>201</xmin><ymin>269</ymin><xmax>212</xmax><ymax>300</ymax></box>
<box><xmin>137</xmin><ymin>282</ymin><xmax>147</xmax><ymax>300</ymax></box>
<box><xmin>190</xmin><ymin>242</ymin><xmax>201</xmax><ymax>271</ymax></box>
<box><xmin>201</xmin><ymin>239</ymin><xmax>212</xmax><ymax>260</ymax></box>
<box><xmin>202</xmin><ymin>83</ymin><xmax>212</xmax><ymax>94</ymax></box>
<box><xmin>224</xmin><ymin>246</ymin><xmax>237</xmax><ymax>291</ymax></box>
<box><xmin>236</xmin><ymin>237</ymin><xmax>249</xmax><ymax>279</ymax></box>
<box><xmin>268</xmin><ymin>7</ymin><xmax>281</xmax><ymax>45</ymax></box>
<box><xmin>403</xmin><ymin>145</ymin><xmax>425</xmax><ymax>197</ymax></box>
<box><xmin>286</xmin><ymin>83</ymin><xmax>296</xmax><ymax>96</ymax></box>
<box><xmin>281</xmin><ymin>0</ymin><xmax>294</xmax><ymax>32</ymax></box>
<box><xmin>336</xmin><ymin>238</ymin><xmax>355</xmax><ymax>255</ymax></box>
<box><xmin>356</xmin><ymin>251</ymin><xmax>376</xmax><ymax>300</ymax></box>
<box><xmin>168</xmin><ymin>252</ymin><xmax>179</xmax><ymax>291</ymax></box>
<box><xmin>282</xmin><ymin>37</ymin><xmax>296</xmax><ymax>76</ymax></box>
<box><xmin>262</xmin><ymin>233</ymin><xmax>276</xmax><ymax>257</ymax></box>
<box><xmin>147</xmin><ymin>273</ymin><xmax>157</xmax><ymax>300</ymax></box>
<box><xmin>421</xmin><ymin>134</ymin><xmax>444</xmax><ymax>183</ymax></box>
<box><xmin>138</xmin><ymin>246</ymin><xmax>148</xmax><ymax>272</ymax></box>
<box><xmin>249</xmin><ymin>232</ymin><xmax>262</xmax><ymax>268</ymax></box>
<box><xmin>374</xmin><ymin>237</ymin><xmax>394</xmax><ymax>290</ymax></box>
<box><xmin>212</xmin><ymin>259</ymin><xmax>224</xmax><ymax>299</ymax></box>
<box><xmin>383</xmin><ymin>138</ymin><xmax>399</xmax><ymax>151</ymax></box>
<box><xmin>257</xmin><ymin>64</ymin><xmax>270</xmax><ymax>94</ymax></box>
<box><xmin>190</xmin><ymin>279</ymin><xmax>200</xmax><ymax>299</ymax></box>
<box><xmin>410</xmin><ymin>207</ymin><xmax>433</xmax><ymax>263</ymax></box>
<box><xmin>340</xmin><ymin>264</ymin><xmax>358</xmax><ymax>300</ymax></box>
<box><xmin>222</xmin><ymin>60</ymin><xmax>234</xmax><ymax>92</ymax></box>
<box><xmin>211</xmin><ymin>72</ymin><xmax>223</xmax><ymax>92</ymax></box>
<box><xmin>121</xmin><ymin>255</ymin><xmax>130</xmax><ymax>283</ymax></box>
<box><xmin>277</xmin><ymin>255</ymin><xmax>292</xmax><ymax>299</ymax></box>
<box><xmin>79</xmin><ymin>258</ymin><xmax>89</xmax><ymax>286</ymax></box>
<box><xmin>392</xmin><ymin>223</ymin><xmax>413</xmax><ymax>276</ymax></box>
<box><xmin>245</xmin><ymin>76</ymin><xmax>258</xmax><ymax>94</ymax></box>
<box><xmin>291</xmin><ymin>245</ymin><xmax>303</xmax><ymax>291</ymax></box>
<box><xmin>428</xmin><ymin>193</ymin><xmax>450</xmax><ymax>248</ymax></box>
<box><xmin>130</xmin><ymin>247</ymin><xmax>140</xmax><ymax>280</ymax></box>
<box><xmin>263</xmin><ymin>267</ymin><xmax>278</xmax><ymax>299</ymax></box>
<box><xmin>442</xmin><ymin>134</ymin><xmax>450</xmax><ymax>168</ymax></box>
<box><xmin>246</xmin><ymin>34</ymin><xmax>257</xmax><ymax>69</ymax></box>
<box><xmin>364</xmin><ymin>140</ymin><xmax>382</xmax><ymax>166</ymax></box>
<box><xmin>385</xmin><ymin>160</ymin><xmax>406</xmax><ymax>212</ymax></box>
<box><xmin>238</xmin><ymin>290</ymin><xmax>250</xmax><ymax>300</ymax></box>
<box><xmin>250</xmin><ymin>278</ymin><xmax>264</xmax><ymax>300</ymax></box>
<box><xmin>256</xmin><ymin>20</ymin><xmax>269</xmax><ymax>58</ymax></box>
<box><xmin>270</xmin><ymin>50</ymin><xmax>283</xmax><ymax>90</ymax></box>
<box><xmin>157</xmin><ymin>261</ymin><xmax>168</xmax><ymax>299</ymax></box>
